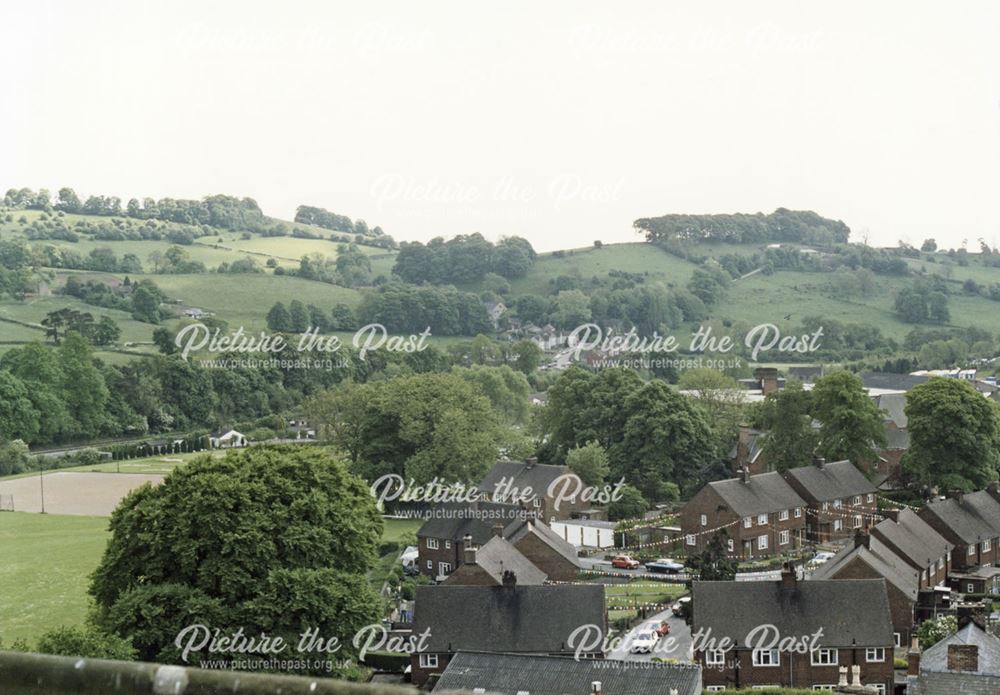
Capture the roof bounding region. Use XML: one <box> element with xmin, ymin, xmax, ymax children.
<box><xmin>506</xmin><ymin>519</ymin><xmax>581</xmax><ymax>568</ymax></box>
<box><xmin>810</xmin><ymin>537</ymin><xmax>919</xmax><ymax>601</ymax></box>
<box><xmin>873</xmin><ymin>392</ymin><xmax>909</xmax><ymax>429</ymax></box>
<box><xmin>872</xmin><ymin>509</ymin><xmax>953</xmax><ymax>569</ymax></box>
<box><xmin>921</xmin><ymin>622</ymin><xmax>1000</xmax><ymax>675</ymax></box>
<box><xmin>413</xmin><ymin>584</ymin><xmax>604</xmax><ymax>654</ymax></box>
<box><xmin>434</xmin><ymin>651</ymin><xmax>701</xmax><ymax>695</ymax></box>
<box><xmin>477</xmin><ymin>460</ymin><xmax>577</xmax><ymax>502</ymax></box>
<box><xmin>693</xmin><ymin>578</ymin><xmax>893</xmax><ymax>648</ymax></box>
<box><xmin>416</xmin><ymin>501</ymin><xmax>528</xmax><ymax>545</ymax></box>
<box><xmin>861</xmin><ymin>372</ymin><xmax>929</xmax><ymax>393</ymax></box>
<box><xmin>445</xmin><ymin>536</ymin><xmax>547</xmax><ymax>586</ymax></box>
<box><xmin>784</xmin><ymin>460</ymin><xmax>876</xmax><ymax>502</ymax></box>
<box><xmin>728</xmin><ymin>429</ymin><xmax>766</xmax><ymax>464</ymax></box>
<box><xmin>922</xmin><ymin>492</ymin><xmax>1000</xmax><ymax>545</ymax></box>
<box><xmin>883</xmin><ymin>427</ymin><xmax>910</xmax><ymax>450</ymax></box>
<box><xmin>705</xmin><ymin>471</ymin><xmax>807</xmax><ymax>517</ymax></box>
<box><xmin>553</xmin><ymin>519</ymin><xmax>616</xmax><ymax>529</ymax></box>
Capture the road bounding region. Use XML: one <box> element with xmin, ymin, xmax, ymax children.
<box><xmin>580</xmin><ymin>556</ymin><xmax>784</xmax><ymax>582</ymax></box>
<box><xmin>607</xmin><ymin>608</ymin><xmax>692</xmax><ymax>663</ymax></box>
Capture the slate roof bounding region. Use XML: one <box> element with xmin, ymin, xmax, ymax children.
<box><xmin>445</xmin><ymin>536</ymin><xmax>547</xmax><ymax>586</ymax></box>
<box><xmin>922</xmin><ymin>492</ymin><xmax>1000</xmax><ymax>545</ymax></box>
<box><xmin>413</xmin><ymin>584</ymin><xmax>604</xmax><ymax>653</ymax></box>
<box><xmin>810</xmin><ymin>537</ymin><xmax>920</xmax><ymax>601</ymax></box>
<box><xmin>416</xmin><ymin>501</ymin><xmax>529</xmax><ymax>545</ymax></box>
<box><xmin>706</xmin><ymin>471</ymin><xmax>807</xmax><ymax>517</ymax></box>
<box><xmin>872</xmin><ymin>392</ymin><xmax>909</xmax><ymax>429</ymax></box>
<box><xmin>784</xmin><ymin>460</ymin><xmax>876</xmax><ymax>502</ymax></box>
<box><xmin>434</xmin><ymin>651</ymin><xmax>702</xmax><ymax>695</ymax></box>
<box><xmin>507</xmin><ymin>519</ymin><xmax>581</xmax><ymax>567</ymax></box>
<box><xmin>693</xmin><ymin>578</ymin><xmax>893</xmax><ymax>648</ymax></box>
<box><xmin>477</xmin><ymin>460</ymin><xmax>577</xmax><ymax>502</ymax></box>
<box><xmin>921</xmin><ymin>622</ymin><xmax>1000</xmax><ymax>675</ymax></box>
<box><xmin>728</xmin><ymin>429</ymin><xmax>766</xmax><ymax>464</ymax></box>
<box><xmin>883</xmin><ymin>427</ymin><xmax>910</xmax><ymax>450</ymax></box>
<box><xmin>861</xmin><ymin>372</ymin><xmax>929</xmax><ymax>393</ymax></box>
<box><xmin>872</xmin><ymin>509</ymin><xmax>953</xmax><ymax>570</ymax></box>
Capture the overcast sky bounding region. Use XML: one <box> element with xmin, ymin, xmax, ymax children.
<box><xmin>3</xmin><ymin>1</ymin><xmax>998</xmax><ymax>252</ymax></box>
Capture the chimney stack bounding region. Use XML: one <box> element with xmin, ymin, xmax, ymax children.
<box><xmin>907</xmin><ymin>637</ymin><xmax>921</xmax><ymax>676</ymax></box>
<box><xmin>850</xmin><ymin>665</ymin><xmax>861</xmax><ymax>687</ymax></box>
<box><xmin>755</xmin><ymin>367</ymin><xmax>779</xmax><ymax>396</ymax></box>
<box><xmin>854</xmin><ymin>528</ymin><xmax>870</xmax><ymax>550</ymax></box>
<box><xmin>780</xmin><ymin>562</ymin><xmax>797</xmax><ymax>590</ymax></box>
<box><xmin>492</xmin><ymin>522</ymin><xmax>504</xmax><ymax>538</ymax></box>
<box><xmin>741</xmin><ymin>466</ymin><xmax>751</xmax><ymax>484</ymax></box>
<box><xmin>837</xmin><ymin>666</ymin><xmax>848</xmax><ymax>686</ymax></box>
<box><xmin>463</xmin><ymin>533</ymin><xmax>476</xmax><ymax>565</ymax></box>
<box><xmin>947</xmin><ymin>644</ymin><xmax>979</xmax><ymax>672</ymax></box>
<box><xmin>501</xmin><ymin>569</ymin><xmax>517</xmax><ymax>588</ymax></box>
<box><xmin>813</xmin><ymin>456</ymin><xmax>826</xmax><ymax>469</ymax></box>
<box><xmin>525</xmin><ymin>456</ymin><xmax>537</xmax><ymax>470</ymax></box>
<box><xmin>590</xmin><ymin>681</ymin><xmax>601</xmax><ymax>695</ymax></box>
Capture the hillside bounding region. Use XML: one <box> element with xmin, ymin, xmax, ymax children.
<box><xmin>3</xmin><ymin>204</ymin><xmax>1000</xmax><ymax>366</ymax></box>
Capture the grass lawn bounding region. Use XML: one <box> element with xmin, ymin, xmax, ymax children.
<box><xmin>0</xmin><ymin>512</ymin><xmax>109</xmax><ymax>645</ymax></box>
<box><xmin>381</xmin><ymin>517</ymin><xmax>422</xmax><ymax>544</ymax></box>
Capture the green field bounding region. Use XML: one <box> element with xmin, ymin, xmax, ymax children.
<box><xmin>0</xmin><ymin>512</ymin><xmax>109</xmax><ymax>644</ymax></box>
<box><xmin>603</xmin><ymin>580</ymin><xmax>686</xmax><ymax>623</ymax></box>
<box><xmin>381</xmin><ymin>517</ymin><xmax>422</xmax><ymax>544</ymax></box>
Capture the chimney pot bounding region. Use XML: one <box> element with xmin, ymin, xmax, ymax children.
<box><xmin>854</xmin><ymin>528</ymin><xmax>869</xmax><ymax>550</ymax></box>
<box><xmin>813</xmin><ymin>456</ymin><xmax>825</xmax><ymax>469</ymax></box>
<box><xmin>590</xmin><ymin>681</ymin><xmax>601</xmax><ymax>695</ymax></box>
<box><xmin>850</xmin><ymin>664</ymin><xmax>861</xmax><ymax>687</ymax></box>
<box><xmin>502</xmin><ymin>569</ymin><xmax>517</xmax><ymax>588</ymax></box>
<box><xmin>837</xmin><ymin>665</ymin><xmax>848</xmax><ymax>686</ymax></box>
<box><xmin>492</xmin><ymin>522</ymin><xmax>504</xmax><ymax>538</ymax></box>
<box><xmin>740</xmin><ymin>466</ymin><xmax>751</xmax><ymax>484</ymax></box>
<box><xmin>525</xmin><ymin>457</ymin><xmax>537</xmax><ymax>469</ymax></box>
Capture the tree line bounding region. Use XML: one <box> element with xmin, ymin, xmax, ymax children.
<box><xmin>392</xmin><ymin>234</ymin><xmax>536</xmax><ymax>284</ymax></box>
<box><xmin>634</xmin><ymin>208</ymin><xmax>851</xmax><ymax>245</ymax></box>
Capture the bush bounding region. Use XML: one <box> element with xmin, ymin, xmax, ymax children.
<box><xmin>35</xmin><ymin>625</ymin><xmax>137</xmax><ymax>660</ymax></box>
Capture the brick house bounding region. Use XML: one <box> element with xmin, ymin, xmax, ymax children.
<box><xmin>783</xmin><ymin>458</ymin><xmax>878</xmax><ymax>543</ymax></box>
<box><xmin>906</xmin><ymin>618</ymin><xmax>1000</xmax><ymax>694</ymax></box>
<box><xmin>416</xmin><ymin>501</ymin><xmax>529</xmax><ymax>580</ymax></box>
<box><xmin>433</xmin><ymin>651</ymin><xmax>702</xmax><ymax>695</ymax></box>
<box><xmin>680</xmin><ymin>469</ymin><xmax>806</xmax><ymax>560</ymax></box>
<box><xmin>504</xmin><ymin>518</ymin><xmax>581</xmax><ymax>581</ymax></box>
<box><xmin>410</xmin><ymin>583</ymin><xmax>605</xmax><ymax>686</ymax></box>
<box><xmin>811</xmin><ymin>530</ymin><xmax>920</xmax><ymax>647</ymax></box>
<box><xmin>693</xmin><ymin>568</ymin><xmax>895</xmax><ymax>692</ymax></box>
<box><xmin>948</xmin><ymin>566</ymin><xmax>1000</xmax><ymax>596</ymax></box>
<box><xmin>477</xmin><ymin>458</ymin><xmax>587</xmax><ymax>522</ymax></box>
<box><xmin>919</xmin><ymin>490</ymin><xmax>1000</xmax><ymax>571</ymax></box>
<box><xmin>870</xmin><ymin>508</ymin><xmax>953</xmax><ymax>590</ymax></box>
<box><xmin>443</xmin><ymin>534</ymin><xmax>547</xmax><ymax>586</ymax></box>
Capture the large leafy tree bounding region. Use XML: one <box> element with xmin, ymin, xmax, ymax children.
<box><xmin>90</xmin><ymin>447</ymin><xmax>383</xmax><ymax>674</ymax></box>
<box><xmin>756</xmin><ymin>380</ymin><xmax>817</xmax><ymax>472</ymax></box>
<box><xmin>565</xmin><ymin>441</ymin><xmax>610</xmax><ymax>487</ymax></box>
<box><xmin>687</xmin><ymin>530</ymin><xmax>738</xmax><ymax>581</ymax></box>
<box><xmin>903</xmin><ymin>378</ymin><xmax>1000</xmax><ymax>491</ymax></box>
<box><xmin>58</xmin><ymin>332</ymin><xmax>109</xmax><ymax>438</ymax></box>
<box><xmin>810</xmin><ymin>370</ymin><xmax>886</xmax><ymax>466</ymax></box>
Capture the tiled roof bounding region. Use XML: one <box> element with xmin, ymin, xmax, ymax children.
<box><xmin>506</xmin><ymin>519</ymin><xmax>580</xmax><ymax>567</ymax></box>
<box><xmin>416</xmin><ymin>501</ymin><xmax>529</xmax><ymax>545</ymax></box>
<box><xmin>477</xmin><ymin>460</ymin><xmax>577</xmax><ymax>502</ymax></box>
<box><xmin>872</xmin><ymin>509</ymin><xmax>953</xmax><ymax>570</ymax></box>
<box><xmin>921</xmin><ymin>622</ymin><xmax>1000</xmax><ymax>675</ymax></box>
<box><xmin>810</xmin><ymin>537</ymin><xmax>919</xmax><ymax>601</ymax></box>
<box><xmin>414</xmin><ymin>584</ymin><xmax>604</xmax><ymax>654</ymax></box>
<box><xmin>860</xmin><ymin>372</ymin><xmax>929</xmax><ymax>393</ymax></box>
<box><xmin>706</xmin><ymin>471</ymin><xmax>807</xmax><ymax>517</ymax></box>
<box><xmin>784</xmin><ymin>460</ymin><xmax>876</xmax><ymax>502</ymax></box>
<box><xmin>693</xmin><ymin>578</ymin><xmax>893</xmax><ymax>648</ymax></box>
<box><xmin>922</xmin><ymin>492</ymin><xmax>1000</xmax><ymax>545</ymax></box>
<box><xmin>445</xmin><ymin>536</ymin><xmax>546</xmax><ymax>586</ymax></box>
<box><xmin>434</xmin><ymin>651</ymin><xmax>701</xmax><ymax>695</ymax></box>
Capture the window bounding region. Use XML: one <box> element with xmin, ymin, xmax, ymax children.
<box><xmin>706</xmin><ymin>649</ymin><xmax>726</xmax><ymax>666</ymax></box>
<box><xmin>426</xmin><ymin>538</ymin><xmax>439</xmax><ymax>550</ymax></box>
<box><xmin>985</xmin><ymin>539</ymin><xmax>992</xmax><ymax>552</ymax></box>
<box><xmin>794</xmin><ymin>507</ymin><xmax>802</xmax><ymax>518</ymax></box>
<box><xmin>866</xmin><ymin>647</ymin><xmax>885</xmax><ymax>662</ymax></box>
<box><xmin>744</xmin><ymin>517</ymin><xmax>752</xmax><ymax>528</ymax></box>
<box><xmin>870</xmin><ymin>685</ymin><xmax>886</xmax><ymax>695</ymax></box>
<box><xmin>969</xmin><ymin>544</ymin><xmax>977</xmax><ymax>557</ymax></box>
<box><xmin>853</xmin><ymin>496</ymin><xmax>861</xmax><ymax>506</ymax></box>
<box><xmin>853</xmin><ymin>515</ymin><xmax>863</xmax><ymax>529</ymax></box>
<box><xmin>444</xmin><ymin>540</ymin><xmax>451</xmax><ymax>549</ymax></box>
<box><xmin>834</xmin><ymin>519</ymin><xmax>843</xmax><ymax>532</ymax></box>
<box><xmin>533</xmin><ymin>498</ymin><xmax>541</xmax><ymax>508</ymax></box>
<box><xmin>418</xmin><ymin>653</ymin><xmax>438</xmax><ymax>669</ymax></box>
<box><xmin>833</xmin><ymin>499</ymin><xmax>842</xmax><ymax>509</ymax></box>
<box><xmin>705</xmin><ymin>687</ymin><xmax>727</xmax><ymax>693</ymax></box>
<box><xmin>687</xmin><ymin>534</ymin><xmax>696</xmax><ymax>546</ymax></box>
<box><xmin>822</xmin><ymin>502</ymin><xmax>829</xmax><ymax>511</ymax></box>
<box><xmin>780</xmin><ymin>530</ymin><xmax>790</xmax><ymax>545</ymax></box>
<box><xmin>937</xmin><ymin>558</ymin><xmax>945</xmax><ymax>571</ymax></box>
<box><xmin>867</xmin><ymin>493</ymin><xmax>875</xmax><ymax>503</ymax></box>
<box><xmin>426</xmin><ymin>560</ymin><xmax>432</xmax><ymax>569</ymax></box>
<box><xmin>811</xmin><ymin>648</ymin><xmax>838</xmax><ymax>666</ymax></box>
<box><xmin>758</xmin><ymin>513</ymin><xmax>768</xmax><ymax>525</ymax></box>
<box><xmin>701</xmin><ymin>514</ymin><xmax>708</xmax><ymax>526</ymax></box>
<box><xmin>727</xmin><ymin>538</ymin><xmax>734</xmax><ymax>552</ymax></box>
<box><xmin>758</xmin><ymin>535</ymin><xmax>769</xmax><ymax>550</ymax></box>
<box><xmin>752</xmin><ymin>649</ymin><xmax>779</xmax><ymax>666</ymax></box>
<box><xmin>894</xmin><ymin>633</ymin><xmax>901</xmax><ymax>647</ymax></box>
<box><xmin>779</xmin><ymin>509</ymin><xmax>789</xmax><ymax>521</ymax></box>
<box><xmin>438</xmin><ymin>562</ymin><xmax>452</xmax><ymax>575</ymax></box>
<box><xmin>967</xmin><ymin>583</ymin><xmax>975</xmax><ymax>593</ymax></box>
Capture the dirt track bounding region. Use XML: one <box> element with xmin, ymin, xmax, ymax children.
<box><xmin>0</xmin><ymin>472</ymin><xmax>164</xmax><ymax>516</ymax></box>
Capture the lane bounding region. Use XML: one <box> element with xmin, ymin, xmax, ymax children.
<box><xmin>607</xmin><ymin>608</ymin><xmax>693</xmax><ymax>663</ymax></box>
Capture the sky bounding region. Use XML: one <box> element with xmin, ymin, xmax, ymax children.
<box><xmin>2</xmin><ymin>1</ymin><xmax>998</xmax><ymax>252</ymax></box>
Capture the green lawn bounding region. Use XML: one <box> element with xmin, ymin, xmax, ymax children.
<box><xmin>0</xmin><ymin>512</ymin><xmax>109</xmax><ymax>644</ymax></box>
<box><xmin>381</xmin><ymin>517</ymin><xmax>422</xmax><ymax>544</ymax></box>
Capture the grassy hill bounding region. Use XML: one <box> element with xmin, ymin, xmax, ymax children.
<box><xmin>3</xmin><ymin>207</ymin><xmax>1000</xmax><ymax>360</ymax></box>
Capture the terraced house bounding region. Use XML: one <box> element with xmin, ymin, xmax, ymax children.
<box><xmin>693</xmin><ymin>568</ymin><xmax>895</xmax><ymax>692</ymax></box>
<box><xmin>919</xmin><ymin>490</ymin><xmax>1000</xmax><ymax>571</ymax></box>
<box><xmin>680</xmin><ymin>469</ymin><xmax>806</xmax><ymax>559</ymax></box>
<box><xmin>783</xmin><ymin>458</ymin><xmax>878</xmax><ymax>543</ymax></box>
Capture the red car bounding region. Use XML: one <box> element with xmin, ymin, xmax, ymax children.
<box><xmin>611</xmin><ymin>555</ymin><xmax>640</xmax><ymax>570</ymax></box>
<box><xmin>655</xmin><ymin>621</ymin><xmax>671</xmax><ymax>637</ymax></box>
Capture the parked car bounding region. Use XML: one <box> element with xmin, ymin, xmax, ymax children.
<box><xmin>653</xmin><ymin>621</ymin><xmax>671</xmax><ymax>637</ymax></box>
<box><xmin>645</xmin><ymin>558</ymin><xmax>685</xmax><ymax>574</ymax></box>
<box><xmin>671</xmin><ymin>596</ymin><xmax>691</xmax><ymax>617</ymax></box>
<box><xmin>809</xmin><ymin>551</ymin><xmax>836</xmax><ymax>567</ymax></box>
<box><xmin>629</xmin><ymin>630</ymin><xmax>658</xmax><ymax>653</ymax></box>
<box><xmin>611</xmin><ymin>555</ymin><xmax>641</xmax><ymax>570</ymax></box>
